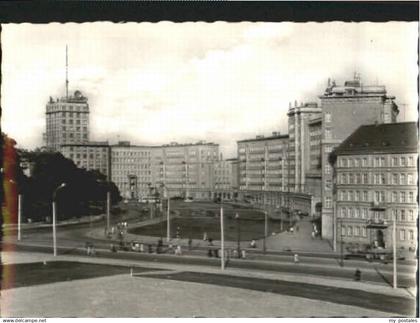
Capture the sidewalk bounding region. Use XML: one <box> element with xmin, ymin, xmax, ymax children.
<box><xmin>262</xmin><ymin>216</ymin><xmax>333</xmax><ymax>253</ymax></box>
<box><xmin>87</xmin><ymin>213</ymin><xmax>337</xmax><ymax>255</ymax></box>
<box><xmin>1</xmin><ymin>251</ymin><xmax>415</xmax><ymax>300</ymax></box>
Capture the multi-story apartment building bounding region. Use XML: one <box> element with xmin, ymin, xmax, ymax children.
<box><xmin>320</xmin><ymin>74</ymin><xmax>399</xmax><ymax>239</ymax></box>
<box><xmin>237</xmin><ymin>132</ymin><xmax>289</xmax><ymax>208</ymax></box>
<box><xmin>333</xmin><ymin>122</ymin><xmax>417</xmax><ymax>254</ymax></box>
<box><xmin>213</xmin><ymin>158</ymin><xmax>239</xmax><ymax>200</ymax></box>
<box><xmin>61</xmin><ymin>141</ymin><xmax>111</xmax><ymax>179</ymax></box>
<box><xmin>287</xmin><ymin>101</ymin><xmax>322</xmax><ymax>193</ymax></box>
<box><xmin>110</xmin><ymin>141</ymin><xmax>153</xmax><ymax>199</ymax></box>
<box><xmin>156</xmin><ymin>141</ymin><xmax>219</xmax><ymax>200</ymax></box>
<box><xmin>110</xmin><ymin>141</ymin><xmax>219</xmax><ymax>200</ymax></box>
<box><xmin>305</xmin><ymin>116</ymin><xmax>323</xmax><ymax>215</ymax></box>
<box><xmin>45</xmin><ymin>90</ymin><xmax>90</xmax><ymax>151</ymax></box>
<box><xmin>287</xmin><ymin>102</ymin><xmax>322</xmax><ymax>215</ymax></box>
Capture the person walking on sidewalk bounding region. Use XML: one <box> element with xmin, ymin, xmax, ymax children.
<box><xmin>294</xmin><ymin>253</ymin><xmax>299</xmax><ymax>264</ymax></box>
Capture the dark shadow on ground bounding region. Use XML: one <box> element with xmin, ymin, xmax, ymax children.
<box><xmin>142</xmin><ymin>271</ymin><xmax>415</xmax><ymax>316</ymax></box>
<box><xmin>0</xmin><ymin>261</ymin><xmax>164</xmax><ymax>290</ymax></box>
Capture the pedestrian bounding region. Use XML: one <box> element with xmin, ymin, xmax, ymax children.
<box><xmin>188</xmin><ymin>238</ymin><xmax>192</xmax><ymax>250</ymax></box>
<box><xmin>90</xmin><ymin>244</ymin><xmax>96</xmax><ymax>256</ymax></box>
<box><xmin>354</xmin><ymin>269</ymin><xmax>361</xmax><ymax>281</ymax></box>
<box><xmin>250</xmin><ymin>240</ymin><xmax>257</xmax><ymax>248</ymax></box>
<box><xmin>203</xmin><ymin>232</ymin><xmax>208</xmax><ymax>241</ymax></box>
<box><xmin>294</xmin><ymin>253</ymin><xmax>299</xmax><ymax>264</ymax></box>
<box><xmin>85</xmin><ymin>242</ymin><xmax>90</xmax><ymax>255</ymax></box>
<box><xmin>290</xmin><ymin>227</ymin><xmax>294</xmax><ymax>234</ymax></box>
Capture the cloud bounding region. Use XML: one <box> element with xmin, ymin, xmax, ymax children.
<box><xmin>1</xmin><ymin>22</ymin><xmax>417</xmax><ymax>158</ymax></box>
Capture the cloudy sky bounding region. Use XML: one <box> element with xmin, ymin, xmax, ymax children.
<box><xmin>2</xmin><ymin>22</ymin><xmax>418</xmax><ymax>157</ymax></box>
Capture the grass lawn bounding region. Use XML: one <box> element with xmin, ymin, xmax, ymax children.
<box><xmin>129</xmin><ymin>202</ymin><xmax>294</xmax><ymax>241</ymax></box>
<box><xmin>1</xmin><ymin>261</ymin><xmax>161</xmax><ymax>290</ymax></box>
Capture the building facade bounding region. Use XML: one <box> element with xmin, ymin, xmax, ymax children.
<box><xmin>110</xmin><ymin>142</ymin><xmax>153</xmax><ymax>199</ymax></box>
<box><xmin>213</xmin><ymin>158</ymin><xmax>239</xmax><ymax>200</ymax></box>
<box><xmin>237</xmin><ymin>133</ymin><xmax>289</xmax><ymax>208</ymax></box>
<box><xmin>61</xmin><ymin>141</ymin><xmax>111</xmax><ymax>179</ymax></box>
<box><xmin>334</xmin><ymin>122</ymin><xmax>417</xmax><ymax>254</ymax></box>
<box><xmin>156</xmin><ymin>142</ymin><xmax>219</xmax><ymax>200</ymax></box>
<box><xmin>320</xmin><ymin>75</ymin><xmax>399</xmax><ymax>239</ymax></box>
<box><xmin>110</xmin><ymin>141</ymin><xmax>219</xmax><ymax>200</ymax></box>
<box><xmin>287</xmin><ymin>102</ymin><xmax>322</xmax><ymax>193</ymax></box>
<box><xmin>45</xmin><ymin>90</ymin><xmax>90</xmax><ymax>151</ymax></box>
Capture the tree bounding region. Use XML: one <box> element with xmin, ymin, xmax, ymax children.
<box><xmin>16</xmin><ymin>150</ymin><xmax>122</xmax><ymax>222</ymax></box>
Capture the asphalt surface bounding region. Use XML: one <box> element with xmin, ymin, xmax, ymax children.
<box><xmin>6</xmin><ymin>242</ymin><xmax>417</xmax><ymax>289</ymax></box>
<box><xmin>4</xmin><ymin>201</ymin><xmax>417</xmax><ymax>290</ymax></box>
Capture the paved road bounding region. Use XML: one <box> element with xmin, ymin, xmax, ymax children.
<box><xmin>5</xmin><ymin>242</ymin><xmax>416</xmax><ymax>289</ymax></box>
<box><xmin>4</xmin><ymin>201</ymin><xmax>416</xmax><ymax>290</ymax></box>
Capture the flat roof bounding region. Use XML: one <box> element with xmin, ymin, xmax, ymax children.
<box><xmin>237</xmin><ymin>134</ymin><xmax>289</xmax><ymax>143</ymax></box>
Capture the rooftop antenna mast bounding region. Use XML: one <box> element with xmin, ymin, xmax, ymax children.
<box><xmin>66</xmin><ymin>45</ymin><xmax>69</xmax><ymax>99</ymax></box>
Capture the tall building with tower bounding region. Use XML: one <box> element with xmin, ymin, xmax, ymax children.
<box><xmin>44</xmin><ymin>46</ymin><xmax>90</xmax><ymax>151</ymax></box>
<box><xmin>320</xmin><ymin>74</ymin><xmax>399</xmax><ymax>240</ymax></box>
<box><xmin>44</xmin><ymin>91</ymin><xmax>90</xmax><ymax>151</ymax></box>
<box><xmin>287</xmin><ymin>101</ymin><xmax>322</xmax><ymax>194</ymax></box>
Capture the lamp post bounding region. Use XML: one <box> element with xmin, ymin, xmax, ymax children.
<box><xmin>18</xmin><ymin>193</ymin><xmax>22</xmax><ymax>241</ymax></box>
<box><xmin>161</xmin><ymin>185</ymin><xmax>171</xmax><ymax>242</ymax></box>
<box><xmin>52</xmin><ymin>183</ymin><xmax>66</xmax><ymax>256</ymax></box>
<box><xmin>340</xmin><ymin>218</ymin><xmax>344</xmax><ymax>267</ymax></box>
<box><xmin>235</xmin><ymin>213</ymin><xmax>241</xmax><ymax>258</ymax></box>
<box><xmin>392</xmin><ymin>212</ymin><xmax>397</xmax><ymax>289</ymax></box>
<box><xmin>220</xmin><ymin>195</ymin><xmax>225</xmax><ymax>270</ymax></box>
<box><xmin>106</xmin><ymin>189</ymin><xmax>111</xmax><ymax>234</ymax></box>
<box><xmin>97</xmin><ymin>179</ymin><xmax>111</xmax><ymax>235</ymax></box>
<box><xmin>8</xmin><ymin>180</ymin><xmax>22</xmax><ymax>241</ymax></box>
<box><xmin>263</xmin><ymin>211</ymin><xmax>268</xmax><ymax>254</ymax></box>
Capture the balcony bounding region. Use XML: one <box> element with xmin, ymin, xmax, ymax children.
<box><xmin>370</xmin><ymin>201</ymin><xmax>386</xmax><ymax>212</ymax></box>
<box><xmin>366</xmin><ymin>219</ymin><xmax>389</xmax><ymax>229</ymax></box>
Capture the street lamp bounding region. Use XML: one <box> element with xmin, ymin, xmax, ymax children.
<box><xmin>8</xmin><ymin>180</ymin><xmax>22</xmax><ymax>241</ymax></box>
<box><xmin>263</xmin><ymin>211</ymin><xmax>268</xmax><ymax>254</ymax></box>
<box><xmin>235</xmin><ymin>213</ymin><xmax>241</xmax><ymax>258</ymax></box>
<box><xmin>392</xmin><ymin>212</ymin><xmax>397</xmax><ymax>289</ymax></box>
<box><xmin>52</xmin><ymin>182</ymin><xmax>66</xmax><ymax>256</ymax></box>
<box><xmin>160</xmin><ymin>184</ymin><xmax>171</xmax><ymax>242</ymax></box>
<box><xmin>339</xmin><ymin>218</ymin><xmax>344</xmax><ymax>267</ymax></box>
<box><xmin>220</xmin><ymin>194</ymin><xmax>225</xmax><ymax>270</ymax></box>
<box><xmin>96</xmin><ymin>179</ymin><xmax>111</xmax><ymax>235</ymax></box>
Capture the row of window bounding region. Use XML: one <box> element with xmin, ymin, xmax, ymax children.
<box><xmin>113</xmin><ymin>151</ymin><xmax>151</xmax><ymax>156</ymax></box>
<box><xmin>61</xmin><ymin>126</ymin><xmax>88</xmax><ymax>132</ymax></box>
<box><xmin>60</xmin><ymin>112</ymin><xmax>87</xmax><ymax>117</ymax></box>
<box><xmin>341</xmin><ymin>226</ymin><xmax>415</xmax><ymax>241</ymax></box>
<box><xmin>68</xmin><ymin>153</ymin><xmax>107</xmax><ymax>160</ymax></box>
<box><xmin>338</xmin><ymin>190</ymin><xmax>416</xmax><ymax>203</ymax></box>
<box><xmin>339</xmin><ymin>155</ymin><xmax>416</xmax><ymax>168</ymax></box>
<box><xmin>339</xmin><ymin>172</ymin><xmax>416</xmax><ymax>186</ymax></box>
<box><xmin>60</xmin><ymin>119</ymin><xmax>87</xmax><ymax>125</ymax></box>
<box><xmin>339</xmin><ymin>207</ymin><xmax>416</xmax><ymax>222</ymax></box>
<box><xmin>67</xmin><ymin>147</ymin><xmax>107</xmax><ymax>153</ymax></box>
